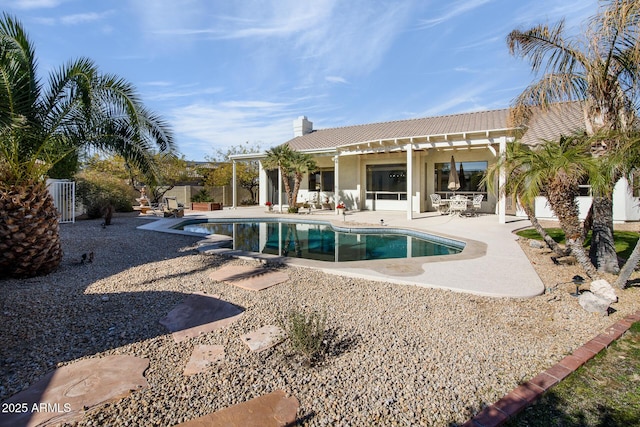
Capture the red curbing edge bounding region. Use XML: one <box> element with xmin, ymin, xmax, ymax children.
<box><xmin>461</xmin><ymin>309</ymin><xmax>640</xmax><ymax>427</ymax></box>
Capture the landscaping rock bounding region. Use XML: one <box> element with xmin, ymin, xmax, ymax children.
<box><xmin>175</xmin><ymin>390</ymin><xmax>298</xmax><ymax>427</ymax></box>
<box><xmin>159</xmin><ymin>292</ymin><xmax>245</xmax><ymax>343</ymax></box>
<box><xmin>0</xmin><ymin>355</ymin><xmax>148</xmax><ymax>427</ymax></box>
<box><xmin>184</xmin><ymin>345</ymin><xmax>225</xmax><ymax>376</ymax></box>
<box><xmin>240</xmin><ymin>325</ymin><xmax>286</xmax><ymax>352</ymax></box>
<box><xmin>578</xmin><ymin>291</ymin><xmax>611</xmax><ymax>316</ymax></box>
<box><xmin>529</xmin><ymin>240</ymin><xmax>544</xmax><ymax>249</ymax></box>
<box><xmin>590</xmin><ymin>279</ymin><xmax>618</xmax><ymax>304</ymax></box>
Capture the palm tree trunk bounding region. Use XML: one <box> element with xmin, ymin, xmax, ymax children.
<box><xmin>522</xmin><ymin>203</ymin><xmax>570</xmax><ymax>256</ymax></box>
<box><xmin>546</xmin><ymin>177</ymin><xmax>600</xmax><ymax>279</ymax></box>
<box><xmin>614</xmin><ymin>238</ymin><xmax>640</xmax><ymax>288</ymax></box>
<box><xmin>567</xmin><ymin>238</ymin><xmax>601</xmax><ymax>279</ymax></box>
<box><xmin>280</xmin><ymin>166</ymin><xmax>293</xmax><ymax>207</ymax></box>
<box><xmin>0</xmin><ymin>181</ymin><xmax>63</xmax><ymax>278</ymax></box>
<box><xmin>291</xmin><ymin>172</ymin><xmax>302</xmax><ymax>208</ymax></box>
<box><xmin>589</xmin><ymin>196</ymin><xmax>620</xmax><ymax>274</ymax></box>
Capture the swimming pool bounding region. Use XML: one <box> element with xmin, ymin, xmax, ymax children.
<box><xmin>174</xmin><ymin>219</ymin><xmax>464</xmax><ymax>262</ymax></box>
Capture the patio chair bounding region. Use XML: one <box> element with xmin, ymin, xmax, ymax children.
<box><xmin>449</xmin><ymin>197</ymin><xmax>468</xmax><ymax>217</ymax></box>
<box><xmin>470</xmin><ymin>194</ymin><xmax>484</xmax><ymax>216</ymax></box>
<box><xmin>430</xmin><ymin>194</ymin><xmax>446</xmax><ymax>214</ymax></box>
<box><xmin>164</xmin><ymin>197</ymin><xmax>184</xmax><ymax>218</ymax></box>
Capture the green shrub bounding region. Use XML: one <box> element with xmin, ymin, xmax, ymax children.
<box><xmin>282</xmin><ymin>308</ymin><xmax>327</xmax><ymax>366</ymax></box>
<box><xmin>191</xmin><ymin>188</ymin><xmax>214</xmax><ymax>202</ymax></box>
<box><xmin>76</xmin><ymin>171</ymin><xmax>136</xmax><ymax>218</ymax></box>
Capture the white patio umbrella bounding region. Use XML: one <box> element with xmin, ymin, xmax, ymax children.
<box><xmin>447</xmin><ymin>155</ymin><xmax>460</xmax><ymax>193</ymax></box>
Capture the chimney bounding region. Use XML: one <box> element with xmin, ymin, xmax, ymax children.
<box><xmin>293</xmin><ymin>116</ymin><xmax>313</xmax><ymax>137</ymax></box>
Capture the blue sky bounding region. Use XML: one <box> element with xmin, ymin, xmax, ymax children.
<box><xmin>1</xmin><ymin>0</ymin><xmax>598</xmax><ymax>161</ymax></box>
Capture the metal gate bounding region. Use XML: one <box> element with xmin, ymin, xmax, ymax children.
<box><xmin>47</xmin><ymin>180</ymin><xmax>76</xmax><ymax>223</ymax></box>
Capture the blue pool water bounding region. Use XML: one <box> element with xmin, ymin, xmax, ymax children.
<box><xmin>175</xmin><ymin>219</ymin><xmax>463</xmax><ymax>262</ymax></box>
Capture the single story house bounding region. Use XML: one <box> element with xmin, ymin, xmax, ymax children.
<box><xmin>229</xmin><ymin>103</ymin><xmax>640</xmax><ymax>222</ymax></box>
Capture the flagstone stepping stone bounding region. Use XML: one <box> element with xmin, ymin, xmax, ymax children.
<box><xmin>240</xmin><ymin>325</ymin><xmax>286</xmax><ymax>353</ymax></box>
<box><xmin>174</xmin><ymin>390</ymin><xmax>299</xmax><ymax>427</ymax></box>
<box><xmin>209</xmin><ymin>265</ymin><xmax>289</xmax><ymax>291</ymax></box>
<box><xmin>0</xmin><ymin>355</ymin><xmax>148</xmax><ymax>427</ymax></box>
<box><xmin>159</xmin><ymin>292</ymin><xmax>244</xmax><ymax>343</ymax></box>
<box><xmin>184</xmin><ymin>345</ymin><xmax>225</xmax><ymax>376</ymax></box>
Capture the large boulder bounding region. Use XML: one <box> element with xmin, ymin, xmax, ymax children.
<box><xmin>590</xmin><ymin>279</ymin><xmax>618</xmax><ymax>304</ymax></box>
<box><xmin>578</xmin><ymin>291</ymin><xmax>611</xmax><ymax>316</ymax></box>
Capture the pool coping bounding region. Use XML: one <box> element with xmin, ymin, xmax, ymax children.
<box><xmin>137</xmin><ymin>209</ymin><xmax>544</xmax><ymax>298</ymax></box>
<box><xmin>138</xmin><ymin>215</ymin><xmax>488</xmax><ymax>267</ymax></box>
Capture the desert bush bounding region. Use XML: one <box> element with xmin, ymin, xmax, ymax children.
<box><xmin>76</xmin><ymin>171</ymin><xmax>136</xmax><ymax>218</ymax></box>
<box><xmin>282</xmin><ymin>308</ymin><xmax>327</xmax><ymax>366</ymax></box>
<box><xmin>191</xmin><ymin>188</ymin><xmax>214</xmax><ymax>202</ymax></box>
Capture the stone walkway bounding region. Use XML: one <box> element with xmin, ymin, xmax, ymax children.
<box><xmin>0</xmin><ymin>356</ymin><xmax>149</xmax><ymax>427</ymax></box>
<box><xmin>175</xmin><ymin>390</ymin><xmax>299</xmax><ymax>427</ymax></box>
<box><xmin>0</xmin><ymin>265</ymin><xmax>294</xmax><ymax>427</ymax></box>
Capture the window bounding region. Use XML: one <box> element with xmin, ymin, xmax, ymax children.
<box><xmin>434</xmin><ymin>161</ymin><xmax>487</xmax><ymax>193</ymax></box>
<box><xmin>366</xmin><ymin>164</ymin><xmax>406</xmax><ymax>200</ymax></box>
<box><xmin>308</xmin><ymin>169</ymin><xmax>334</xmax><ymax>192</ymax></box>
<box><xmin>366</xmin><ymin>164</ymin><xmax>406</xmax><ymax>192</ymax></box>
<box><xmin>633</xmin><ymin>170</ymin><xmax>640</xmax><ymax>198</ymax></box>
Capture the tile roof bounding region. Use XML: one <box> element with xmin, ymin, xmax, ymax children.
<box><xmin>519</xmin><ymin>102</ymin><xmax>585</xmax><ymax>147</ymax></box>
<box><xmin>284</xmin><ymin>102</ymin><xmax>585</xmax><ymax>151</ymax></box>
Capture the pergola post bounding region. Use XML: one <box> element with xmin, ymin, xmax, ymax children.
<box><xmin>498</xmin><ymin>137</ymin><xmax>507</xmax><ymax>224</ymax></box>
<box><xmin>406</xmin><ymin>143</ymin><xmax>413</xmax><ymax>220</ymax></box>
<box><xmin>278</xmin><ymin>167</ymin><xmax>283</xmax><ymax>213</ymax></box>
<box><xmin>232</xmin><ymin>160</ymin><xmax>237</xmax><ymax>209</ymax></box>
<box><xmin>334</xmin><ymin>154</ymin><xmax>340</xmax><ymax>211</ymax></box>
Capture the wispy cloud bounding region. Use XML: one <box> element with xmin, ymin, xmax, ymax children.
<box><xmin>5</xmin><ymin>0</ymin><xmax>63</xmax><ymax>9</ymax></box>
<box><xmin>420</xmin><ymin>81</ymin><xmax>494</xmax><ymax>116</ymax></box>
<box><xmin>325</xmin><ymin>76</ymin><xmax>348</xmax><ymax>84</ymax></box>
<box><xmin>29</xmin><ymin>9</ymin><xmax>113</xmax><ymax>26</ymax></box>
<box><xmin>143</xmin><ymin>84</ymin><xmax>224</xmax><ymax>102</ymax></box>
<box><xmin>60</xmin><ymin>11</ymin><xmax>112</xmax><ymax>25</ymax></box>
<box><xmin>417</xmin><ymin>0</ymin><xmax>493</xmax><ymax>29</ymax></box>
<box><xmin>129</xmin><ymin>0</ymin><xmax>415</xmax><ymax>81</ymax></box>
<box><xmin>169</xmin><ymin>99</ymin><xmax>298</xmax><ymax>158</ymax></box>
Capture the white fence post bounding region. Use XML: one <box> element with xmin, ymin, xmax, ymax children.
<box><xmin>47</xmin><ymin>179</ymin><xmax>76</xmax><ymax>223</ymax></box>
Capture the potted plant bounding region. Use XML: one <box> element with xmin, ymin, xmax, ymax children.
<box><xmin>265</xmin><ymin>201</ymin><xmax>273</xmax><ymax>212</ymax></box>
<box><xmin>336</xmin><ymin>203</ymin><xmax>345</xmax><ymax>215</ymax></box>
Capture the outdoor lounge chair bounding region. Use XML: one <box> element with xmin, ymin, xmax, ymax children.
<box><xmin>430</xmin><ymin>194</ymin><xmax>446</xmax><ymax>214</ymax></box>
<box><xmin>164</xmin><ymin>197</ymin><xmax>184</xmax><ymax>218</ymax></box>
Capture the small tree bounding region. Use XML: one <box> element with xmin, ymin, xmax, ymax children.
<box><xmin>205</xmin><ymin>143</ymin><xmax>261</xmax><ymax>203</ymax></box>
<box><xmin>262</xmin><ymin>144</ymin><xmax>316</xmax><ymax>210</ymax></box>
<box><xmin>487</xmin><ymin>136</ymin><xmax>600</xmax><ymax>278</ymax></box>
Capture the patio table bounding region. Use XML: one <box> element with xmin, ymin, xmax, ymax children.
<box><xmin>440</xmin><ymin>198</ymin><xmax>471</xmax><ymax>216</ymax></box>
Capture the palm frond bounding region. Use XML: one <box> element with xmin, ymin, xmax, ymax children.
<box><xmin>507</xmin><ymin>20</ymin><xmax>587</xmax><ymax>76</ymax></box>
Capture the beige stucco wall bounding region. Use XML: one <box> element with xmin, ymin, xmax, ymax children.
<box><xmin>267</xmin><ymin>146</ymin><xmax>499</xmax><ymax>213</ymax></box>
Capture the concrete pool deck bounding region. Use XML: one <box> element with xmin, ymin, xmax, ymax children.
<box><xmin>138</xmin><ymin>207</ymin><xmax>544</xmax><ymax>298</ymax></box>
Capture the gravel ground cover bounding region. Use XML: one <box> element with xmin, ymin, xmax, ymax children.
<box><xmin>1</xmin><ymin>213</ymin><xmax>639</xmax><ymax>426</ymax></box>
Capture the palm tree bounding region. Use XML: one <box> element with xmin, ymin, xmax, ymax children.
<box><xmin>507</xmin><ymin>0</ymin><xmax>640</xmax><ymax>274</ymax></box>
<box><xmin>485</xmin><ymin>147</ymin><xmax>569</xmax><ymax>258</ymax></box>
<box><xmin>0</xmin><ymin>14</ymin><xmax>174</xmax><ymax>278</ymax></box>
<box><xmin>489</xmin><ymin>137</ymin><xmax>600</xmax><ymax>278</ymax></box>
<box><xmin>289</xmin><ymin>151</ymin><xmax>317</xmax><ymax>208</ymax></box>
<box><xmin>263</xmin><ymin>144</ymin><xmax>316</xmax><ymax>211</ymax></box>
<box><xmin>601</xmin><ymin>132</ymin><xmax>640</xmax><ymax>287</ymax></box>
